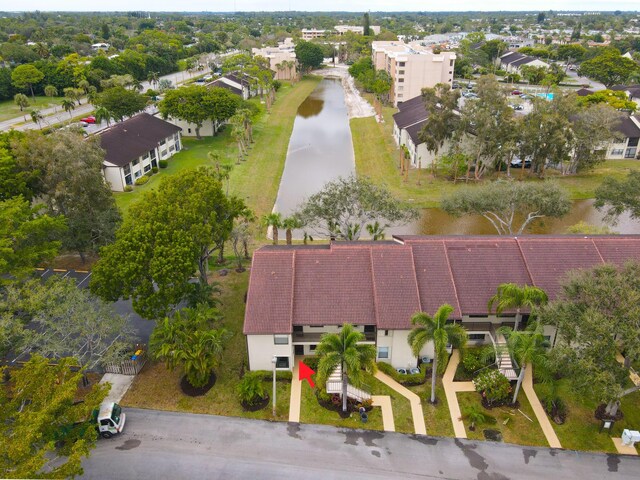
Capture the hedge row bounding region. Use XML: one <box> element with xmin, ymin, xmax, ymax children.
<box><xmin>377</xmin><ymin>361</ymin><xmax>427</xmax><ymax>386</ymax></box>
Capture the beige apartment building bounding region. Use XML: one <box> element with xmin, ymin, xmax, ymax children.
<box><xmin>372</xmin><ymin>41</ymin><xmax>456</xmax><ymax>106</ymax></box>
<box><xmin>252</xmin><ymin>38</ymin><xmax>297</xmax><ymax>80</ymax></box>
<box><xmin>335</xmin><ymin>25</ymin><xmax>381</xmax><ymax>35</ymax></box>
<box><xmin>301</xmin><ymin>29</ymin><xmax>327</xmax><ymax>40</ymax></box>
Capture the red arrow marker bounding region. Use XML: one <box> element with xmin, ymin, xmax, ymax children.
<box><xmin>299</xmin><ymin>361</ymin><xmax>316</xmax><ymax>388</ymax></box>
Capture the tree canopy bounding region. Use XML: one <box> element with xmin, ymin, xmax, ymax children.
<box><xmin>594</xmin><ymin>170</ymin><xmax>640</xmax><ymax>224</ymax></box>
<box><xmin>93</xmin><ymin>86</ymin><xmax>148</xmax><ymax>121</ymax></box>
<box><xmin>295</xmin><ymin>175</ymin><xmax>418</xmax><ymax>241</ymax></box>
<box><xmin>294</xmin><ymin>40</ymin><xmax>324</xmax><ymax>73</ymax></box>
<box><xmin>441</xmin><ymin>180</ymin><xmax>571</xmax><ymax>235</ymax></box>
<box><xmin>578</xmin><ymin>50</ymin><xmax>639</xmax><ymax>87</ymax></box>
<box><xmin>90</xmin><ymin>167</ymin><xmax>246</xmax><ymax>319</ymax></box>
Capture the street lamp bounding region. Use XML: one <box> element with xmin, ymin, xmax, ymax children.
<box><xmin>271</xmin><ymin>355</ymin><xmax>277</xmax><ymax>417</ymax></box>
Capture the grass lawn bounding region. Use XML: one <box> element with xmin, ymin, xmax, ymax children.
<box><xmin>121</xmin><ymin>269</ymin><xmax>291</xmax><ymax>421</ymax></box>
<box><xmin>408</xmin><ymin>378</ymin><xmax>455</xmax><ymax>438</ymax></box>
<box><xmin>351</xmin><ymin>93</ymin><xmax>640</xmax><ymax>209</ymax></box>
<box><xmin>114</xmin><ymin>77</ymin><xmax>321</xmax><ymax>218</ymax></box>
<box><xmin>457</xmin><ymin>391</ymin><xmax>548</xmax><ymax>447</ymax></box>
<box><xmin>0</xmin><ymin>96</ymin><xmax>64</xmax><ymax>123</ymax></box>
<box><xmin>534</xmin><ymin>380</ymin><xmax>640</xmax><ymax>453</ymax></box>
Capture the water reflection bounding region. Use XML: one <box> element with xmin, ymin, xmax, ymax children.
<box><xmin>274</xmin><ymin>78</ymin><xmax>355</xmax><ymax>220</ymax></box>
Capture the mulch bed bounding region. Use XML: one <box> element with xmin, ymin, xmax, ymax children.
<box><xmin>595</xmin><ymin>403</ymin><xmax>624</xmax><ymax>422</ymax></box>
<box><xmin>481</xmin><ymin>397</ymin><xmax>519</xmax><ymax>410</ymax></box>
<box><xmin>241</xmin><ymin>395</ymin><xmax>270</xmax><ymax>412</ymax></box>
<box><xmin>180</xmin><ymin>372</ymin><xmax>217</xmax><ymax>397</ymax></box>
<box><xmin>315</xmin><ymin>392</ymin><xmax>372</xmax><ymax>418</ymax></box>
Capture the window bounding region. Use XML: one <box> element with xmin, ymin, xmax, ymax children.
<box><xmin>377</xmin><ymin>347</ymin><xmax>389</xmax><ymax>359</ymax></box>
<box><xmin>174</xmin><ymin>133</ymin><xmax>180</xmax><ymax>142</ymax></box>
<box><xmin>309</xmin><ymin>345</ymin><xmax>317</xmax><ymax>351</ymax></box>
<box><xmin>468</xmin><ymin>334</ymin><xmax>485</xmax><ymax>341</ymax></box>
<box><xmin>124</xmin><ymin>174</ymin><xmax>132</xmax><ymax>185</ymax></box>
<box><xmin>188</xmin><ymin>128</ymin><xmax>192</xmax><ymax>134</ymax></box>
<box><xmin>132</xmin><ymin>159</ymin><xmax>139</xmax><ymax>166</ymax></box>
<box><xmin>610</xmin><ymin>148</ymin><xmax>624</xmax><ymax>156</ymax></box>
<box><xmin>625</xmin><ymin>148</ymin><xmax>637</xmax><ymax>159</ymax></box>
<box><xmin>169</xmin><ymin>145</ymin><xmax>175</xmax><ymax>152</ymax></box>
<box><xmin>384</xmin><ymin>330</ymin><xmax>389</xmax><ymax>336</ymax></box>
<box><xmin>399</xmin><ymin>61</ymin><xmax>405</xmax><ymax>67</ymax></box>
<box><xmin>274</xmin><ymin>335</ymin><xmax>289</xmax><ymax>345</ymax></box>
<box><xmin>143</xmin><ymin>152</ymin><xmax>150</xmax><ymax>160</ymax></box>
<box><xmin>123</xmin><ymin>164</ymin><xmax>131</xmax><ymax>175</ymax></box>
<box><xmin>275</xmin><ymin>356</ymin><xmax>289</xmax><ymax>369</ymax></box>
<box><xmin>150</xmin><ymin>149</ymin><xmax>157</xmax><ymax>159</ymax></box>
<box><xmin>309</xmin><ymin>325</ymin><xmax>324</xmax><ymax>328</ymax></box>
<box><xmin>160</xmin><ymin>139</ymin><xmax>166</xmax><ymax>146</ymax></box>
<box><xmin>544</xmin><ymin>335</ymin><xmax>551</xmax><ymax>343</ymax></box>
<box><xmin>450</xmin><ymin>59</ymin><xmax>454</xmax><ymax>66</ymax></box>
<box><xmin>629</xmin><ymin>137</ymin><xmax>639</xmax><ymax>147</ymax></box>
<box><xmin>397</xmin><ymin>94</ymin><xmax>403</xmax><ymax>98</ymax></box>
<box><xmin>144</xmin><ymin>164</ymin><xmax>151</xmax><ymax>173</ymax></box>
<box><xmin>151</xmin><ymin>159</ymin><xmax>158</xmax><ymax>168</ymax></box>
<box><xmin>161</xmin><ymin>150</ymin><xmax>167</xmax><ymax>157</ymax></box>
<box><xmin>398</xmin><ymin>86</ymin><xmax>403</xmax><ymax>91</ymax></box>
<box><xmin>398</xmin><ymin>70</ymin><xmax>405</xmax><ymax>74</ymax></box>
<box><xmin>134</xmin><ymin>170</ymin><xmax>142</xmax><ymax>179</ymax></box>
<box><xmin>398</xmin><ymin>78</ymin><xmax>404</xmax><ymax>83</ymax></box>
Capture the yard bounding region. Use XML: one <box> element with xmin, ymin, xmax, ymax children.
<box><xmin>457</xmin><ymin>390</ymin><xmax>549</xmax><ymax>447</ymax></box>
<box><xmin>534</xmin><ymin>379</ymin><xmax>640</xmax><ymax>453</ymax></box>
<box><xmin>121</xmin><ymin>269</ymin><xmax>291</xmax><ymax>421</ymax></box>
<box><xmin>351</xmin><ymin>94</ymin><xmax>640</xmax><ymax>209</ymax></box>
<box><xmin>0</xmin><ymin>95</ymin><xmax>64</xmax><ymax>123</ymax></box>
<box><xmin>114</xmin><ymin>76</ymin><xmax>322</xmax><ymax>218</ymax></box>
<box><xmin>408</xmin><ymin>379</ymin><xmax>455</xmax><ymax>438</ymax></box>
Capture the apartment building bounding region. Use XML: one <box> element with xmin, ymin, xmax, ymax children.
<box><xmin>371</xmin><ymin>41</ymin><xmax>456</xmax><ymax>106</ymax></box>
<box><xmin>252</xmin><ymin>38</ymin><xmax>297</xmax><ymax>80</ymax></box>
<box><xmin>301</xmin><ymin>29</ymin><xmax>327</xmax><ymax>40</ymax></box>
<box><xmin>335</xmin><ymin>25</ymin><xmax>381</xmax><ymax>35</ymax></box>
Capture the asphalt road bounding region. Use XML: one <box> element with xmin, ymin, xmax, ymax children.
<box><xmin>81</xmin><ymin>408</ymin><xmax>640</xmax><ymax>480</ymax></box>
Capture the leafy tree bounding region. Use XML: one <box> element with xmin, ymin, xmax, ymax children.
<box><xmin>442</xmin><ymin>180</ymin><xmax>571</xmax><ymax>235</ymax></box>
<box><xmin>474</xmin><ymin>369</ymin><xmax>512</xmax><ymax>406</ymax></box>
<box><xmin>498</xmin><ymin>321</ymin><xmax>549</xmax><ymax>404</ymax></box>
<box><xmin>295</xmin><ymin>40</ymin><xmax>324</xmax><ymax>73</ymax></box>
<box><xmin>93</xmin><ymin>86</ymin><xmax>147</xmax><ymax>122</ymax></box>
<box><xmin>519</xmin><ymin>65</ymin><xmax>549</xmax><ymax>85</ymax></box>
<box><xmin>160</xmin><ymin>85</ymin><xmax>215</xmax><ymax>139</ymax></box>
<box><xmin>295</xmin><ymin>175</ymin><xmax>418</xmax><ymax>241</ymax></box>
<box><xmin>565</xmin><ymin>221</ymin><xmax>615</xmax><ymax>235</ymax></box>
<box><xmin>0</xmin><ymin>355</ymin><xmax>109</xmax><ymax>479</ymax></box>
<box><xmin>556</xmin><ymin>44</ymin><xmax>587</xmax><ymax>63</ymax></box>
<box><xmin>408</xmin><ymin>304</ymin><xmax>467</xmax><ymax>404</ymax></box>
<box><xmin>202</xmin><ymin>87</ymin><xmax>241</xmax><ymax>133</ymax></box>
<box><xmin>13</xmin><ymin>93</ymin><xmax>29</xmax><ymax>112</ymax></box>
<box><xmin>578</xmin><ymin>90</ymin><xmax>636</xmax><ymax>112</ymax></box>
<box><xmin>61</xmin><ymin>98</ymin><xmax>75</xmax><ymax>118</ymax></box>
<box><xmin>578</xmin><ymin>50</ymin><xmax>639</xmax><ymax>87</ymax></box>
<box><xmin>419</xmin><ymin>83</ymin><xmax>460</xmax><ymax>175</ymax></box>
<box><xmin>488</xmin><ymin>283</ymin><xmax>548</xmax><ymax>331</ymax></box>
<box><xmin>11</xmin><ymin>64</ymin><xmax>44</xmax><ymax>99</ymax></box>
<box><xmin>90</xmin><ymin>168</ymin><xmax>243</xmax><ymax>319</ymax></box>
<box><xmin>0</xmin><ymin>141</ymin><xmax>33</xmax><ymax>201</ymax></box>
<box><xmin>316</xmin><ymin>323</ymin><xmax>377</xmax><ymax>413</ymax></box>
<box><xmin>363</xmin><ymin>12</ymin><xmax>371</xmax><ymax>36</ymax></box>
<box><xmin>0</xmin><ymin>196</ymin><xmax>66</xmax><ymax>281</ymax></box>
<box><xmin>6</xmin><ymin>276</ymin><xmax>135</xmax><ymax>369</ymax></box>
<box><xmin>150</xmin><ymin>306</ymin><xmax>230</xmax><ymax>388</ymax></box>
<box><xmin>594</xmin><ymin>171</ymin><xmax>640</xmax><ymax>224</ymax></box>
<box><xmin>13</xmin><ymin>130</ymin><xmax>121</xmax><ymax>261</ymax></box>
<box><xmin>539</xmin><ymin>262</ymin><xmax>640</xmax><ymax>417</ymax></box>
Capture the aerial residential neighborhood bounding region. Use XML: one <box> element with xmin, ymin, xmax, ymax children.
<box><xmin>1</xmin><ymin>5</ymin><xmax>640</xmax><ymax>480</ymax></box>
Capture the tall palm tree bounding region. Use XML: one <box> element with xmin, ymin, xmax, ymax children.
<box><xmin>94</xmin><ymin>106</ymin><xmax>113</xmax><ymax>126</ymax></box>
<box><xmin>316</xmin><ymin>323</ymin><xmax>377</xmax><ymax>413</ymax></box>
<box><xmin>44</xmin><ymin>85</ymin><xmax>58</xmax><ymax>111</ymax></box>
<box><xmin>262</xmin><ymin>212</ymin><xmax>282</xmax><ymax>245</ymax></box>
<box><xmin>498</xmin><ymin>320</ymin><xmax>549</xmax><ymax>404</ymax></box>
<box><xmin>282</xmin><ymin>216</ymin><xmax>303</xmax><ymax>245</ymax></box>
<box><xmin>366</xmin><ymin>221</ymin><xmax>385</xmax><ymax>241</ymax></box>
<box><xmin>408</xmin><ymin>304</ymin><xmax>468</xmax><ymax>404</ymax></box>
<box><xmin>488</xmin><ymin>283</ymin><xmax>548</xmax><ymax>330</ymax></box>
<box><xmin>61</xmin><ymin>99</ymin><xmax>75</xmax><ymax>118</ymax></box>
<box><xmin>30</xmin><ymin>109</ymin><xmax>43</xmax><ymax>129</ymax></box>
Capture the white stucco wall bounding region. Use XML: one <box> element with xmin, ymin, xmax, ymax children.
<box><xmin>168</xmin><ymin>117</ymin><xmax>216</xmax><ymax>137</ymax></box>
<box><xmin>376</xmin><ymin>329</ymin><xmax>435</xmax><ymax>369</ymax></box>
<box><xmin>103</xmin><ymin>165</ymin><xmax>125</xmax><ymax>192</ymax></box>
<box><xmin>247</xmin><ymin>334</ymin><xmax>294</xmax><ymax>371</ymax></box>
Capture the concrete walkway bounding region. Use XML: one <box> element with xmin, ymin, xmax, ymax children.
<box><xmin>100</xmin><ymin>373</ymin><xmax>135</xmax><ymax>404</ymax></box>
<box><xmin>371</xmin><ymin>395</ymin><xmax>395</xmax><ymax>432</ymax></box>
<box><xmin>442</xmin><ymin>350</ymin><xmax>468</xmax><ymax>438</ymax></box>
<box><xmin>523</xmin><ymin>365</ymin><xmax>562</xmax><ymax>448</ymax></box>
<box><xmin>289</xmin><ymin>359</ymin><xmax>302</xmax><ymax>423</ymax></box>
<box><xmin>374</xmin><ymin>371</ymin><xmax>427</xmax><ymax>435</ymax></box>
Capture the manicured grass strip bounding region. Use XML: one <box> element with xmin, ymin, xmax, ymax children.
<box><xmin>115</xmin><ymin>77</ymin><xmax>321</xmax><ymax>218</ymax></box>
<box><xmin>409</xmin><ymin>378</ymin><xmax>455</xmax><ymax>438</ymax></box>
<box><xmin>457</xmin><ymin>390</ymin><xmax>548</xmax><ymax>447</ymax></box>
<box><xmin>0</xmin><ymin>96</ymin><xmax>65</xmax><ymax>123</ymax></box>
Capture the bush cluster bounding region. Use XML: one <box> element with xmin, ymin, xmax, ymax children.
<box><xmin>376</xmin><ymin>362</ymin><xmax>427</xmax><ymax>386</ymax></box>
<box><xmin>134</xmin><ymin>175</ymin><xmax>149</xmax><ymax>186</ymax></box>
<box><xmin>159</xmin><ymin>159</ymin><xmax>168</xmax><ymax>169</ymax></box>
<box><xmin>474</xmin><ymin>370</ymin><xmax>512</xmax><ymax>406</ymax></box>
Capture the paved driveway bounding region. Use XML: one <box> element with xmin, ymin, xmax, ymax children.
<box><xmin>81</xmin><ymin>408</ymin><xmax>639</xmax><ymax>480</ymax></box>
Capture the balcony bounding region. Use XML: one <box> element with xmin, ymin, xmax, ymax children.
<box><xmin>292</xmin><ymin>330</ymin><xmax>376</xmax><ymax>344</ymax></box>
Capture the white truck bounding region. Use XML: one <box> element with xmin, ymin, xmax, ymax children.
<box><xmin>95</xmin><ymin>402</ymin><xmax>126</xmax><ymax>439</ymax></box>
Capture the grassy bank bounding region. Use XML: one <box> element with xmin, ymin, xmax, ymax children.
<box><xmin>115</xmin><ymin>77</ymin><xmax>321</xmax><ymax>218</ymax></box>
<box><xmin>0</xmin><ymin>96</ymin><xmax>64</xmax><ymax>123</ymax></box>
<box><xmin>351</xmin><ymin>95</ymin><xmax>640</xmax><ymax>209</ymax></box>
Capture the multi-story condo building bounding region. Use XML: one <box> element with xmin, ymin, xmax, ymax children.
<box><xmin>334</xmin><ymin>25</ymin><xmax>381</xmax><ymax>35</ymax></box>
<box><xmin>372</xmin><ymin>41</ymin><xmax>456</xmax><ymax>106</ymax></box>
<box><xmin>301</xmin><ymin>29</ymin><xmax>327</xmax><ymax>40</ymax></box>
<box><xmin>252</xmin><ymin>38</ymin><xmax>297</xmax><ymax>80</ymax></box>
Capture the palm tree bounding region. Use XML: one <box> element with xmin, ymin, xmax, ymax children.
<box><xmin>30</xmin><ymin>109</ymin><xmax>44</xmax><ymax>129</ymax></box>
<box><xmin>461</xmin><ymin>404</ymin><xmax>496</xmax><ymax>431</ymax></box>
<box><xmin>61</xmin><ymin>99</ymin><xmax>75</xmax><ymax>118</ymax></box>
<box><xmin>498</xmin><ymin>320</ymin><xmax>549</xmax><ymax>404</ymax></box>
<box><xmin>408</xmin><ymin>304</ymin><xmax>468</xmax><ymax>404</ymax></box>
<box><xmin>262</xmin><ymin>212</ymin><xmax>282</xmax><ymax>245</ymax></box>
<box><xmin>147</xmin><ymin>71</ymin><xmax>160</xmax><ymax>88</ymax></box>
<box><xmin>14</xmin><ymin>93</ymin><xmax>29</xmax><ymax>112</ymax></box>
<box><xmin>316</xmin><ymin>323</ymin><xmax>377</xmax><ymax>413</ymax></box>
<box><xmin>282</xmin><ymin>216</ymin><xmax>303</xmax><ymax>245</ymax></box>
<box><xmin>488</xmin><ymin>283</ymin><xmax>548</xmax><ymax>331</ymax></box>
<box><xmin>94</xmin><ymin>106</ymin><xmax>113</xmax><ymax>126</ymax></box>
<box><xmin>44</xmin><ymin>85</ymin><xmax>58</xmax><ymax>111</ymax></box>
<box><xmin>366</xmin><ymin>221</ymin><xmax>385</xmax><ymax>240</ymax></box>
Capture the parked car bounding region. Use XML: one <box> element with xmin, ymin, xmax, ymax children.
<box><xmin>520</xmin><ymin>94</ymin><xmax>532</xmax><ymax>100</ymax></box>
<box><xmin>510</xmin><ymin>158</ymin><xmax>532</xmax><ymax>169</ymax></box>
<box><xmin>511</xmin><ymin>90</ymin><xmax>522</xmax><ymax>96</ymax></box>
<box><xmin>509</xmin><ymin>104</ymin><xmax>524</xmax><ymax>111</ymax></box>
<box><xmin>80</xmin><ymin>116</ymin><xmax>96</xmax><ymax>124</ymax></box>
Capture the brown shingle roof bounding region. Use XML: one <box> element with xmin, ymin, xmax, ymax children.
<box><xmin>99</xmin><ymin>113</ymin><xmax>181</xmax><ymax>167</ymax></box>
<box><xmin>243</xmin><ymin>236</ymin><xmax>640</xmax><ymax>334</ymax></box>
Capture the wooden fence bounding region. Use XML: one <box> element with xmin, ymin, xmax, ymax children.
<box><xmin>104</xmin><ymin>349</ymin><xmax>147</xmax><ymax>376</ymax></box>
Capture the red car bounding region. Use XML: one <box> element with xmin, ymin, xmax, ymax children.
<box><xmin>81</xmin><ymin>116</ymin><xmax>96</xmax><ymax>124</ymax></box>
<box><xmin>510</xmin><ymin>90</ymin><xmax>522</xmax><ymax>96</ymax></box>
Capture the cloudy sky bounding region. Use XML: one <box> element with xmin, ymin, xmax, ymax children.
<box><xmin>7</xmin><ymin>1</ymin><xmax>640</xmax><ymax>12</ymax></box>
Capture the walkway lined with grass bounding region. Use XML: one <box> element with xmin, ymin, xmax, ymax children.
<box><xmin>523</xmin><ymin>364</ymin><xmax>562</xmax><ymax>448</ymax></box>
<box><xmin>289</xmin><ymin>359</ymin><xmax>302</xmax><ymax>423</ymax></box>
<box><xmin>442</xmin><ymin>350</ymin><xmax>470</xmax><ymax>438</ymax></box>
<box><xmin>374</xmin><ymin>371</ymin><xmax>426</xmax><ymax>435</ymax></box>
<box><xmin>371</xmin><ymin>395</ymin><xmax>395</xmax><ymax>432</ymax></box>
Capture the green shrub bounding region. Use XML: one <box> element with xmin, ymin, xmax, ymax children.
<box><xmin>462</xmin><ymin>346</ymin><xmax>494</xmax><ymax>374</ymax></box>
<box><xmin>237</xmin><ymin>372</ymin><xmax>267</xmax><ymax>406</ymax></box>
<box><xmin>474</xmin><ymin>370</ymin><xmax>512</xmax><ymax>406</ymax></box>
<box><xmin>376</xmin><ymin>362</ymin><xmax>426</xmax><ymax>386</ymax></box>
<box><xmin>134</xmin><ymin>175</ymin><xmax>149</xmax><ymax>186</ymax></box>
<box><xmin>251</xmin><ymin>370</ymin><xmax>292</xmax><ymax>382</ymax></box>
<box><xmin>159</xmin><ymin>159</ymin><xmax>168</xmax><ymax>169</ymax></box>
<box><xmin>151</xmin><ymin>166</ymin><xmax>159</xmax><ymax>174</ymax></box>
<box><xmin>123</xmin><ymin>185</ymin><xmax>133</xmax><ymax>192</ymax></box>
<box><xmin>303</xmin><ymin>357</ymin><xmax>319</xmax><ymax>371</ymax></box>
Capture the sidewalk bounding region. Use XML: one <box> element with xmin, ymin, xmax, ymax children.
<box><xmin>523</xmin><ymin>365</ymin><xmax>562</xmax><ymax>448</ymax></box>
<box><xmin>100</xmin><ymin>373</ymin><xmax>135</xmax><ymax>404</ymax></box>
<box><xmin>371</xmin><ymin>395</ymin><xmax>395</xmax><ymax>432</ymax></box>
<box><xmin>442</xmin><ymin>349</ymin><xmax>469</xmax><ymax>438</ymax></box>
<box><xmin>289</xmin><ymin>359</ymin><xmax>302</xmax><ymax>422</ymax></box>
<box><xmin>374</xmin><ymin>371</ymin><xmax>427</xmax><ymax>435</ymax></box>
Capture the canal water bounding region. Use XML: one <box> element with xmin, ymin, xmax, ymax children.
<box><xmin>273</xmin><ymin>78</ymin><xmax>355</xmax><ymax>219</ymax></box>
<box><xmin>274</xmin><ymin>79</ymin><xmax>640</xmax><ymax>237</ymax></box>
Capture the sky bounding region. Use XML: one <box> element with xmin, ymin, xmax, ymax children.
<box><xmin>5</xmin><ymin>1</ymin><xmax>640</xmax><ymax>12</ymax></box>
